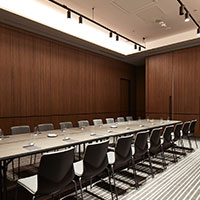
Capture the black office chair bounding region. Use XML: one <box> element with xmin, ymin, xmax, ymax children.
<box><xmin>93</xmin><ymin>119</ymin><xmax>103</xmax><ymax>126</ymax></box>
<box><xmin>126</xmin><ymin>116</ymin><xmax>133</xmax><ymax>121</ymax></box>
<box><xmin>107</xmin><ymin>134</ymin><xmax>135</xmax><ymax>199</ymax></box>
<box><xmin>162</xmin><ymin>125</ymin><xmax>177</xmax><ymax>162</ymax></box>
<box><xmin>73</xmin><ymin>140</ymin><xmax>110</xmax><ymax>200</ymax></box>
<box><xmin>37</xmin><ymin>123</ymin><xmax>54</xmax><ymax>132</ymax></box>
<box><xmin>132</xmin><ymin>130</ymin><xmax>154</xmax><ymax>181</ymax></box>
<box><xmin>16</xmin><ymin>148</ymin><xmax>77</xmax><ymax>200</ymax></box>
<box><xmin>188</xmin><ymin>120</ymin><xmax>198</xmax><ymax>149</ymax></box>
<box><xmin>10</xmin><ymin>125</ymin><xmax>31</xmax><ymax>180</ymax></box>
<box><xmin>181</xmin><ymin>121</ymin><xmax>191</xmax><ymax>150</ymax></box>
<box><xmin>106</xmin><ymin>118</ymin><xmax>115</xmax><ymax>124</ymax></box>
<box><xmin>149</xmin><ymin>128</ymin><xmax>166</xmax><ymax>168</ymax></box>
<box><xmin>78</xmin><ymin>120</ymin><xmax>89</xmax><ymax>128</ymax></box>
<box><xmin>116</xmin><ymin>117</ymin><xmax>125</xmax><ymax>123</ymax></box>
<box><xmin>11</xmin><ymin>125</ymin><xmax>31</xmax><ymax>135</ymax></box>
<box><xmin>59</xmin><ymin>122</ymin><xmax>73</xmax><ymax>130</ymax></box>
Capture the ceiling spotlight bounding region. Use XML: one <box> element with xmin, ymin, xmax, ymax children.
<box><xmin>139</xmin><ymin>46</ymin><xmax>141</xmax><ymax>51</ymax></box>
<box><xmin>79</xmin><ymin>16</ymin><xmax>83</xmax><ymax>24</ymax></box>
<box><xmin>185</xmin><ymin>12</ymin><xmax>190</xmax><ymax>22</ymax></box>
<box><xmin>197</xmin><ymin>27</ymin><xmax>200</xmax><ymax>36</ymax></box>
<box><xmin>116</xmin><ymin>35</ymin><xmax>119</xmax><ymax>41</ymax></box>
<box><xmin>109</xmin><ymin>31</ymin><xmax>113</xmax><ymax>38</ymax></box>
<box><xmin>134</xmin><ymin>44</ymin><xmax>137</xmax><ymax>49</ymax></box>
<box><xmin>179</xmin><ymin>5</ymin><xmax>184</xmax><ymax>16</ymax></box>
<box><xmin>67</xmin><ymin>10</ymin><xmax>71</xmax><ymax>18</ymax></box>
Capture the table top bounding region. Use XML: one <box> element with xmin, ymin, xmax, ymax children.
<box><xmin>0</xmin><ymin>119</ymin><xmax>181</xmax><ymax>161</ymax></box>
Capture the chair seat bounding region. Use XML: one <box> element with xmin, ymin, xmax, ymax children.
<box><xmin>73</xmin><ymin>160</ymin><xmax>84</xmax><ymax>177</ymax></box>
<box><xmin>107</xmin><ymin>151</ymin><xmax>115</xmax><ymax>165</ymax></box>
<box><xmin>18</xmin><ymin>175</ymin><xmax>38</xmax><ymax>195</ymax></box>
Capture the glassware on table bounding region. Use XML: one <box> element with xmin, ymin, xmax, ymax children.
<box><xmin>0</xmin><ymin>129</ymin><xmax>2</xmax><ymax>140</ymax></box>
<box><xmin>63</xmin><ymin>128</ymin><xmax>70</xmax><ymax>140</ymax></box>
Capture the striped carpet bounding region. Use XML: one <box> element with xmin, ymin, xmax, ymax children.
<box><xmin>122</xmin><ymin>140</ymin><xmax>200</xmax><ymax>200</ymax></box>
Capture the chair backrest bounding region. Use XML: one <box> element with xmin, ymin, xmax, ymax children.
<box><xmin>106</xmin><ymin>118</ymin><xmax>114</xmax><ymax>124</ymax></box>
<box><xmin>117</xmin><ymin>117</ymin><xmax>125</xmax><ymax>122</ymax></box>
<box><xmin>162</xmin><ymin>125</ymin><xmax>174</xmax><ymax>147</ymax></box>
<box><xmin>93</xmin><ymin>119</ymin><xmax>103</xmax><ymax>126</ymax></box>
<box><xmin>59</xmin><ymin>122</ymin><xmax>73</xmax><ymax>130</ymax></box>
<box><xmin>126</xmin><ymin>116</ymin><xmax>133</xmax><ymax>121</ymax></box>
<box><xmin>10</xmin><ymin>125</ymin><xmax>31</xmax><ymax>135</ymax></box>
<box><xmin>173</xmin><ymin>123</ymin><xmax>183</xmax><ymax>141</ymax></box>
<box><xmin>37</xmin><ymin>123</ymin><xmax>54</xmax><ymax>132</ymax></box>
<box><xmin>37</xmin><ymin>148</ymin><xmax>75</xmax><ymax>196</ymax></box>
<box><xmin>78</xmin><ymin>120</ymin><xmax>89</xmax><ymax>128</ymax></box>
<box><xmin>149</xmin><ymin>128</ymin><xmax>163</xmax><ymax>153</ymax></box>
<box><xmin>115</xmin><ymin>134</ymin><xmax>133</xmax><ymax>165</ymax></box>
<box><xmin>182</xmin><ymin>121</ymin><xmax>190</xmax><ymax>136</ymax></box>
<box><xmin>82</xmin><ymin>140</ymin><xmax>109</xmax><ymax>178</ymax></box>
<box><xmin>134</xmin><ymin>130</ymin><xmax>149</xmax><ymax>157</ymax></box>
<box><xmin>189</xmin><ymin>120</ymin><xmax>197</xmax><ymax>134</ymax></box>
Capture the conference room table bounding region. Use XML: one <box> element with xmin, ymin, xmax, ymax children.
<box><xmin>0</xmin><ymin>119</ymin><xmax>181</xmax><ymax>200</ymax></box>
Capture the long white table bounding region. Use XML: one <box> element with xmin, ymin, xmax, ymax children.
<box><xmin>0</xmin><ymin>119</ymin><xmax>181</xmax><ymax>200</ymax></box>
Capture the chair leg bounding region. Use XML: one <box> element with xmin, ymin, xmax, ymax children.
<box><xmin>180</xmin><ymin>139</ymin><xmax>186</xmax><ymax>154</ymax></box>
<box><xmin>131</xmin><ymin>157</ymin><xmax>138</xmax><ymax>189</ymax></box>
<box><xmin>111</xmin><ymin>165</ymin><xmax>118</xmax><ymax>200</ymax></box>
<box><xmin>194</xmin><ymin>137</ymin><xmax>198</xmax><ymax>149</ymax></box>
<box><xmin>12</xmin><ymin>160</ymin><xmax>15</xmax><ymax>180</ymax></box>
<box><xmin>187</xmin><ymin>136</ymin><xmax>192</xmax><ymax>149</ymax></box>
<box><xmin>161</xmin><ymin>148</ymin><xmax>166</xmax><ymax>169</ymax></box>
<box><xmin>72</xmin><ymin>180</ymin><xmax>78</xmax><ymax>200</ymax></box>
<box><xmin>106</xmin><ymin>168</ymin><xmax>114</xmax><ymax>200</ymax></box>
<box><xmin>147</xmin><ymin>151</ymin><xmax>154</xmax><ymax>178</ymax></box>
<box><xmin>79</xmin><ymin>177</ymin><xmax>84</xmax><ymax>200</ymax></box>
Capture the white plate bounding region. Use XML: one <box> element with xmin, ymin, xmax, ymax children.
<box><xmin>48</xmin><ymin>133</ymin><xmax>58</xmax><ymax>138</ymax></box>
<box><xmin>110</xmin><ymin>125</ymin><xmax>117</xmax><ymax>128</ymax></box>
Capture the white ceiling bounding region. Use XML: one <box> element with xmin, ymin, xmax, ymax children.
<box><xmin>61</xmin><ymin>0</ymin><xmax>200</xmax><ymax>44</ymax></box>
<box><xmin>0</xmin><ymin>0</ymin><xmax>200</xmax><ymax>65</ymax></box>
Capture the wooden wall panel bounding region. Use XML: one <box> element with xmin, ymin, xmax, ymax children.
<box><xmin>173</xmin><ymin>46</ymin><xmax>200</xmax><ymax>114</ymax></box>
<box><xmin>146</xmin><ymin>52</ymin><xmax>173</xmax><ymax>114</ymax></box>
<box><xmin>146</xmin><ymin>46</ymin><xmax>200</xmax><ymax>137</ymax></box>
<box><xmin>0</xmin><ymin>23</ymin><xmax>141</xmax><ymax>134</ymax></box>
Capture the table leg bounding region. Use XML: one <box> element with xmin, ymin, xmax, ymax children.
<box><xmin>3</xmin><ymin>160</ymin><xmax>8</xmax><ymax>200</ymax></box>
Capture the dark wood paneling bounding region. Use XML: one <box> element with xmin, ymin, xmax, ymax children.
<box><xmin>136</xmin><ymin>66</ymin><xmax>145</xmax><ymax>119</ymax></box>
<box><xmin>146</xmin><ymin>53</ymin><xmax>173</xmax><ymax>114</ymax></box>
<box><xmin>146</xmin><ymin>46</ymin><xmax>200</xmax><ymax>137</ymax></box>
<box><xmin>0</xmin><ymin>23</ymin><xmax>140</xmax><ymax>134</ymax></box>
<box><xmin>173</xmin><ymin>46</ymin><xmax>200</xmax><ymax>114</ymax></box>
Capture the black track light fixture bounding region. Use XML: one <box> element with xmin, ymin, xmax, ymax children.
<box><xmin>197</xmin><ymin>27</ymin><xmax>200</xmax><ymax>36</ymax></box>
<box><xmin>48</xmin><ymin>0</ymin><xmax>145</xmax><ymax>51</ymax></box>
<box><xmin>79</xmin><ymin>16</ymin><xmax>83</xmax><ymax>24</ymax></box>
<box><xmin>67</xmin><ymin>10</ymin><xmax>71</xmax><ymax>18</ymax></box>
<box><xmin>134</xmin><ymin>44</ymin><xmax>137</xmax><ymax>49</ymax></box>
<box><xmin>177</xmin><ymin>0</ymin><xmax>200</xmax><ymax>37</ymax></box>
<box><xmin>116</xmin><ymin>35</ymin><xmax>119</xmax><ymax>41</ymax></box>
<box><xmin>185</xmin><ymin>12</ymin><xmax>189</xmax><ymax>22</ymax></box>
<box><xmin>179</xmin><ymin>4</ymin><xmax>184</xmax><ymax>16</ymax></box>
<box><xmin>138</xmin><ymin>46</ymin><xmax>141</xmax><ymax>51</ymax></box>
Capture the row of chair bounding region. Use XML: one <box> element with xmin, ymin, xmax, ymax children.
<box><xmin>15</xmin><ymin>120</ymin><xmax>198</xmax><ymax>200</ymax></box>
<box><xmin>5</xmin><ymin>116</ymin><xmax>133</xmax><ymax>135</ymax></box>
